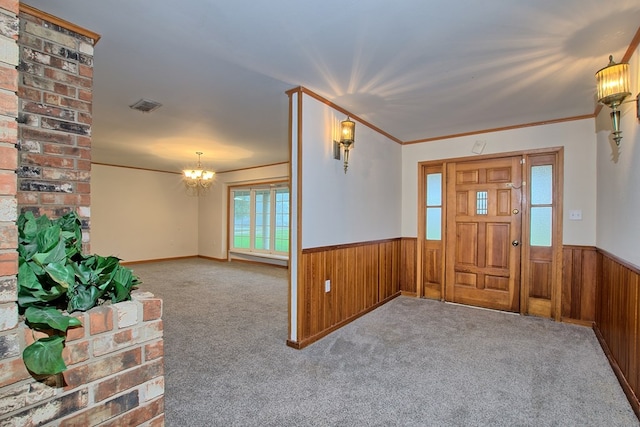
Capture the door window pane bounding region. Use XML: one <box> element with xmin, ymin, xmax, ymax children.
<box><xmin>530</xmin><ymin>207</ymin><xmax>552</xmax><ymax>247</ymax></box>
<box><xmin>426</xmin><ymin>207</ymin><xmax>442</xmax><ymax>240</ymax></box>
<box><xmin>426</xmin><ymin>174</ymin><xmax>442</xmax><ymax>206</ymax></box>
<box><xmin>530</xmin><ymin>164</ymin><xmax>553</xmax><ymax>247</ymax></box>
<box><xmin>425</xmin><ymin>173</ymin><xmax>442</xmax><ymax>240</ymax></box>
<box><xmin>531</xmin><ymin>165</ymin><xmax>553</xmax><ymax>204</ymax></box>
<box><xmin>476</xmin><ymin>191</ymin><xmax>488</xmax><ymax>215</ymax></box>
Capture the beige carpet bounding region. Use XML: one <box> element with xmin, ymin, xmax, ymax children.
<box><xmin>132</xmin><ymin>258</ymin><xmax>639</xmax><ymax>426</ymax></box>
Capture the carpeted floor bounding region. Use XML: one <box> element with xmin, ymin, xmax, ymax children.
<box><xmin>132</xmin><ymin>258</ymin><xmax>639</xmax><ymax>426</ymax></box>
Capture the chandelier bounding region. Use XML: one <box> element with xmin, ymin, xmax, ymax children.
<box><xmin>183</xmin><ymin>151</ymin><xmax>215</xmax><ymax>195</ymax></box>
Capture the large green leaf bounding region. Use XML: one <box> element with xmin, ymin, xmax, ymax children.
<box><xmin>72</xmin><ymin>261</ymin><xmax>92</xmax><ymax>285</ymax></box>
<box><xmin>43</xmin><ymin>239</ymin><xmax>67</xmax><ymax>265</ymax></box>
<box><xmin>111</xmin><ymin>266</ymin><xmax>137</xmax><ymax>303</ymax></box>
<box><xmin>18</xmin><ymin>240</ymin><xmax>39</xmax><ymax>261</ymax></box>
<box><xmin>18</xmin><ymin>263</ymin><xmax>66</xmax><ymax>308</ymax></box>
<box><xmin>44</xmin><ymin>262</ymin><xmax>74</xmax><ymax>288</ymax></box>
<box><xmin>18</xmin><ymin>261</ymin><xmax>41</xmax><ymax>291</ymax></box>
<box><xmin>18</xmin><ymin>280</ymin><xmax>66</xmax><ymax>308</ymax></box>
<box><xmin>22</xmin><ymin>335</ymin><xmax>67</xmax><ymax>375</ymax></box>
<box><xmin>25</xmin><ymin>306</ymin><xmax>81</xmax><ymax>332</ymax></box>
<box><xmin>18</xmin><ymin>287</ymin><xmax>65</xmax><ymax>307</ymax></box>
<box><xmin>68</xmin><ymin>285</ymin><xmax>100</xmax><ymax>312</ymax></box>
<box><xmin>56</xmin><ymin>213</ymin><xmax>82</xmax><ymax>256</ymax></box>
<box><xmin>17</xmin><ymin>211</ymin><xmax>38</xmax><ymax>241</ymax></box>
<box><xmin>36</xmin><ymin>225</ymin><xmax>61</xmax><ymax>254</ymax></box>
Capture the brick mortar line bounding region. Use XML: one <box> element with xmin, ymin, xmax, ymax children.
<box><xmin>0</xmin><ymin>351</ymin><xmax>163</xmax><ymax>420</ymax></box>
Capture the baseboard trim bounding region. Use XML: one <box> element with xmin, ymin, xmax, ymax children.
<box><xmin>197</xmin><ymin>255</ymin><xmax>228</xmax><ymax>262</ymax></box>
<box><xmin>286</xmin><ymin>292</ymin><xmax>401</xmax><ymax>350</ymax></box>
<box><xmin>560</xmin><ymin>317</ymin><xmax>593</xmax><ymax>327</ymax></box>
<box><xmin>229</xmin><ymin>257</ymin><xmax>288</xmax><ymax>269</ymax></box>
<box><xmin>400</xmin><ymin>291</ymin><xmax>417</xmax><ymax>297</ymax></box>
<box><xmin>121</xmin><ymin>255</ymin><xmax>197</xmax><ymax>265</ymax></box>
<box><xmin>593</xmin><ymin>323</ymin><xmax>640</xmax><ymax>420</ymax></box>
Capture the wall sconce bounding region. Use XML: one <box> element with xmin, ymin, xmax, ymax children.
<box><xmin>333</xmin><ymin>117</ymin><xmax>355</xmax><ymax>173</ymax></box>
<box><xmin>183</xmin><ymin>151</ymin><xmax>215</xmax><ymax>195</ymax></box>
<box><xmin>596</xmin><ymin>55</ymin><xmax>631</xmax><ymax>146</ymax></box>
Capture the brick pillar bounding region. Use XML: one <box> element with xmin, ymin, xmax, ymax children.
<box><xmin>17</xmin><ymin>6</ymin><xmax>97</xmax><ymax>252</ymax></box>
<box><xmin>0</xmin><ymin>0</ymin><xmax>19</xmax><ymax>349</ymax></box>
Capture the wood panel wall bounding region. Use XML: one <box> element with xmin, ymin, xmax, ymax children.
<box><xmin>561</xmin><ymin>246</ymin><xmax>597</xmax><ymax>325</ymax></box>
<box><xmin>290</xmin><ymin>239</ymin><xmax>401</xmax><ymax>348</ymax></box>
<box><xmin>400</xmin><ymin>238</ymin><xmax>417</xmax><ymax>295</ymax></box>
<box><xmin>594</xmin><ymin>250</ymin><xmax>640</xmax><ymax>419</ymax></box>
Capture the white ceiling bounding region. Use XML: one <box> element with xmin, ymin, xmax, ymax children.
<box><xmin>22</xmin><ymin>1</ymin><xmax>640</xmax><ymax>174</ymax></box>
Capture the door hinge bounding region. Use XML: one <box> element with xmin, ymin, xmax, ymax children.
<box><xmin>520</xmin><ymin>158</ymin><xmax>525</xmax><ymax>164</ymax></box>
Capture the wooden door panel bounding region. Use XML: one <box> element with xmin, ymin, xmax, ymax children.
<box><xmin>421</xmin><ymin>237</ymin><xmax>443</xmax><ymax>299</ymax></box>
<box><xmin>457</xmin><ymin>170</ymin><xmax>479</xmax><ymax>184</ymax></box>
<box><xmin>529</xmin><ymin>259</ymin><xmax>552</xmax><ymax>299</ymax></box>
<box><xmin>456</xmin><ymin>191</ymin><xmax>469</xmax><ymax>215</ymax></box>
<box><xmin>496</xmin><ymin>190</ymin><xmax>511</xmax><ymax>215</ymax></box>
<box><xmin>453</xmin><ymin>287</ymin><xmax>511</xmax><ymax>307</ymax></box>
<box><xmin>486</xmin><ymin>275</ymin><xmax>510</xmax><ymax>291</ymax></box>
<box><xmin>455</xmin><ymin>272</ymin><xmax>477</xmax><ymax>287</ymax></box>
<box><xmin>446</xmin><ymin>156</ymin><xmax>522</xmax><ymax>312</ymax></box>
<box><xmin>485</xmin><ymin>223</ymin><xmax>510</xmax><ymax>269</ymax></box>
<box><xmin>487</xmin><ymin>167</ymin><xmax>511</xmax><ymax>182</ymax></box>
<box><xmin>456</xmin><ymin>223</ymin><xmax>478</xmax><ymax>265</ymax></box>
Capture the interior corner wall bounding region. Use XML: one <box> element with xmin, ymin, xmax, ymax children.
<box><xmin>401</xmin><ymin>118</ymin><xmax>598</xmax><ymax>246</ymax></box>
<box><xmin>91</xmin><ymin>164</ymin><xmax>198</xmax><ymax>262</ymax></box>
<box><xmin>300</xmin><ymin>94</ymin><xmax>402</xmax><ymax>248</ymax></box>
<box><xmin>596</xmin><ymin>45</ymin><xmax>640</xmax><ymax>267</ymax></box>
<box><xmin>197</xmin><ymin>163</ymin><xmax>289</xmax><ymax>260</ymax></box>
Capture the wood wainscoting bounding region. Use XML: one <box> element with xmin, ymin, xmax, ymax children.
<box><xmin>561</xmin><ymin>246</ymin><xmax>597</xmax><ymax>325</ymax></box>
<box><xmin>594</xmin><ymin>249</ymin><xmax>640</xmax><ymax>419</ymax></box>
<box><xmin>288</xmin><ymin>239</ymin><xmax>402</xmax><ymax>348</ymax></box>
<box><xmin>400</xmin><ymin>237</ymin><xmax>417</xmax><ymax>296</ymax></box>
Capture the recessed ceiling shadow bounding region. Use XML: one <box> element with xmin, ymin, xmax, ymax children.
<box><xmin>564</xmin><ymin>10</ymin><xmax>640</xmax><ymax>59</ymax></box>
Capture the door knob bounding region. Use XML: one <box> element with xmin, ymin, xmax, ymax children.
<box><xmin>512</xmin><ymin>209</ymin><xmax>519</xmax><ymax>214</ymax></box>
<box><xmin>512</xmin><ymin>240</ymin><xmax>519</xmax><ymax>247</ymax></box>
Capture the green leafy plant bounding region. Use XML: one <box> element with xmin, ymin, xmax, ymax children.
<box><xmin>17</xmin><ymin>211</ymin><xmax>139</xmax><ymax>375</ymax></box>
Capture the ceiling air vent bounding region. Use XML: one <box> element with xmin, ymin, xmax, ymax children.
<box><xmin>129</xmin><ymin>98</ymin><xmax>162</xmax><ymax>113</ymax></box>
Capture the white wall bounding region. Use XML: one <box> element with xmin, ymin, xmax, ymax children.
<box><xmin>300</xmin><ymin>94</ymin><xmax>402</xmax><ymax>248</ymax></box>
<box><xmin>197</xmin><ymin>163</ymin><xmax>289</xmax><ymax>259</ymax></box>
<box><xmin>401</xmin><ymin>119</ymin><xmax>598</xmax><ymax>246</ymax></box>
<box><xmin>596</xmin><ymin>45</ymin><xmax>640</xmax><ymax>267</ymax></box>
<box><xmin>91</xmin><ymin>164</ymin><xmax>199</xmax><ymax>262</ymax></box>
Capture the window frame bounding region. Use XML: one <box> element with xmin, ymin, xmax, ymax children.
<box><xmin>229</xmin><ymin>182</ymin><xmax>290</xmax><ymax>258</ymax></box>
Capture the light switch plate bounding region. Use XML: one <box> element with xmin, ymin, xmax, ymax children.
<box><xmin>569</xmin><ymin>210</ymin><xmax>582</xmax><ymax>220</ymax></box>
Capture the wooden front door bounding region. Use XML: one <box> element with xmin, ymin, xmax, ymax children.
<box><xmin>445</xmin><ymin>156</ymin><xmax>522</xmax><ymax>312</ymax></box>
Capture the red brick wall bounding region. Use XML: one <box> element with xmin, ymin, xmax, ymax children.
<box><xmin>0</xmin><ymin>0</ymin><xmax>20</xmax><ymax>393</ymax></box>
<box><xmin>17</xmin><ymin>7</ymin><xmax>94</xmax><ymax>252</ymax></box>
<box><xmin>0</xmin><ymin>292</ymin><xmax>165</xmax><ymax>426</ymax></box>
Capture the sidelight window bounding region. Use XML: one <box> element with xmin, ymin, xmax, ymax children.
<box><xmin>530</xmin><ymin>165</ymin><xmax>553</xmax><ymax>247</ymax></box>
<box><xmin>425</xmin><ymin>173</ymin><xmax>442</xmax><ymax>240</ymax></box>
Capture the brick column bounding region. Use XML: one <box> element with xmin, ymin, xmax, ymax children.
<box><xmin>0</xmin><ymin>0</ymin><xmax>19</xmax><ymax>354</ymax></box>
<box><xmin>0</xmin><ymin>9</ymin><xmax>165</xmax><ymax>426</ymax></box>
<box><xmin>17</xmin><ymin>5</ymin><xmax>97</xmax><ymax>252</ymax></box>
